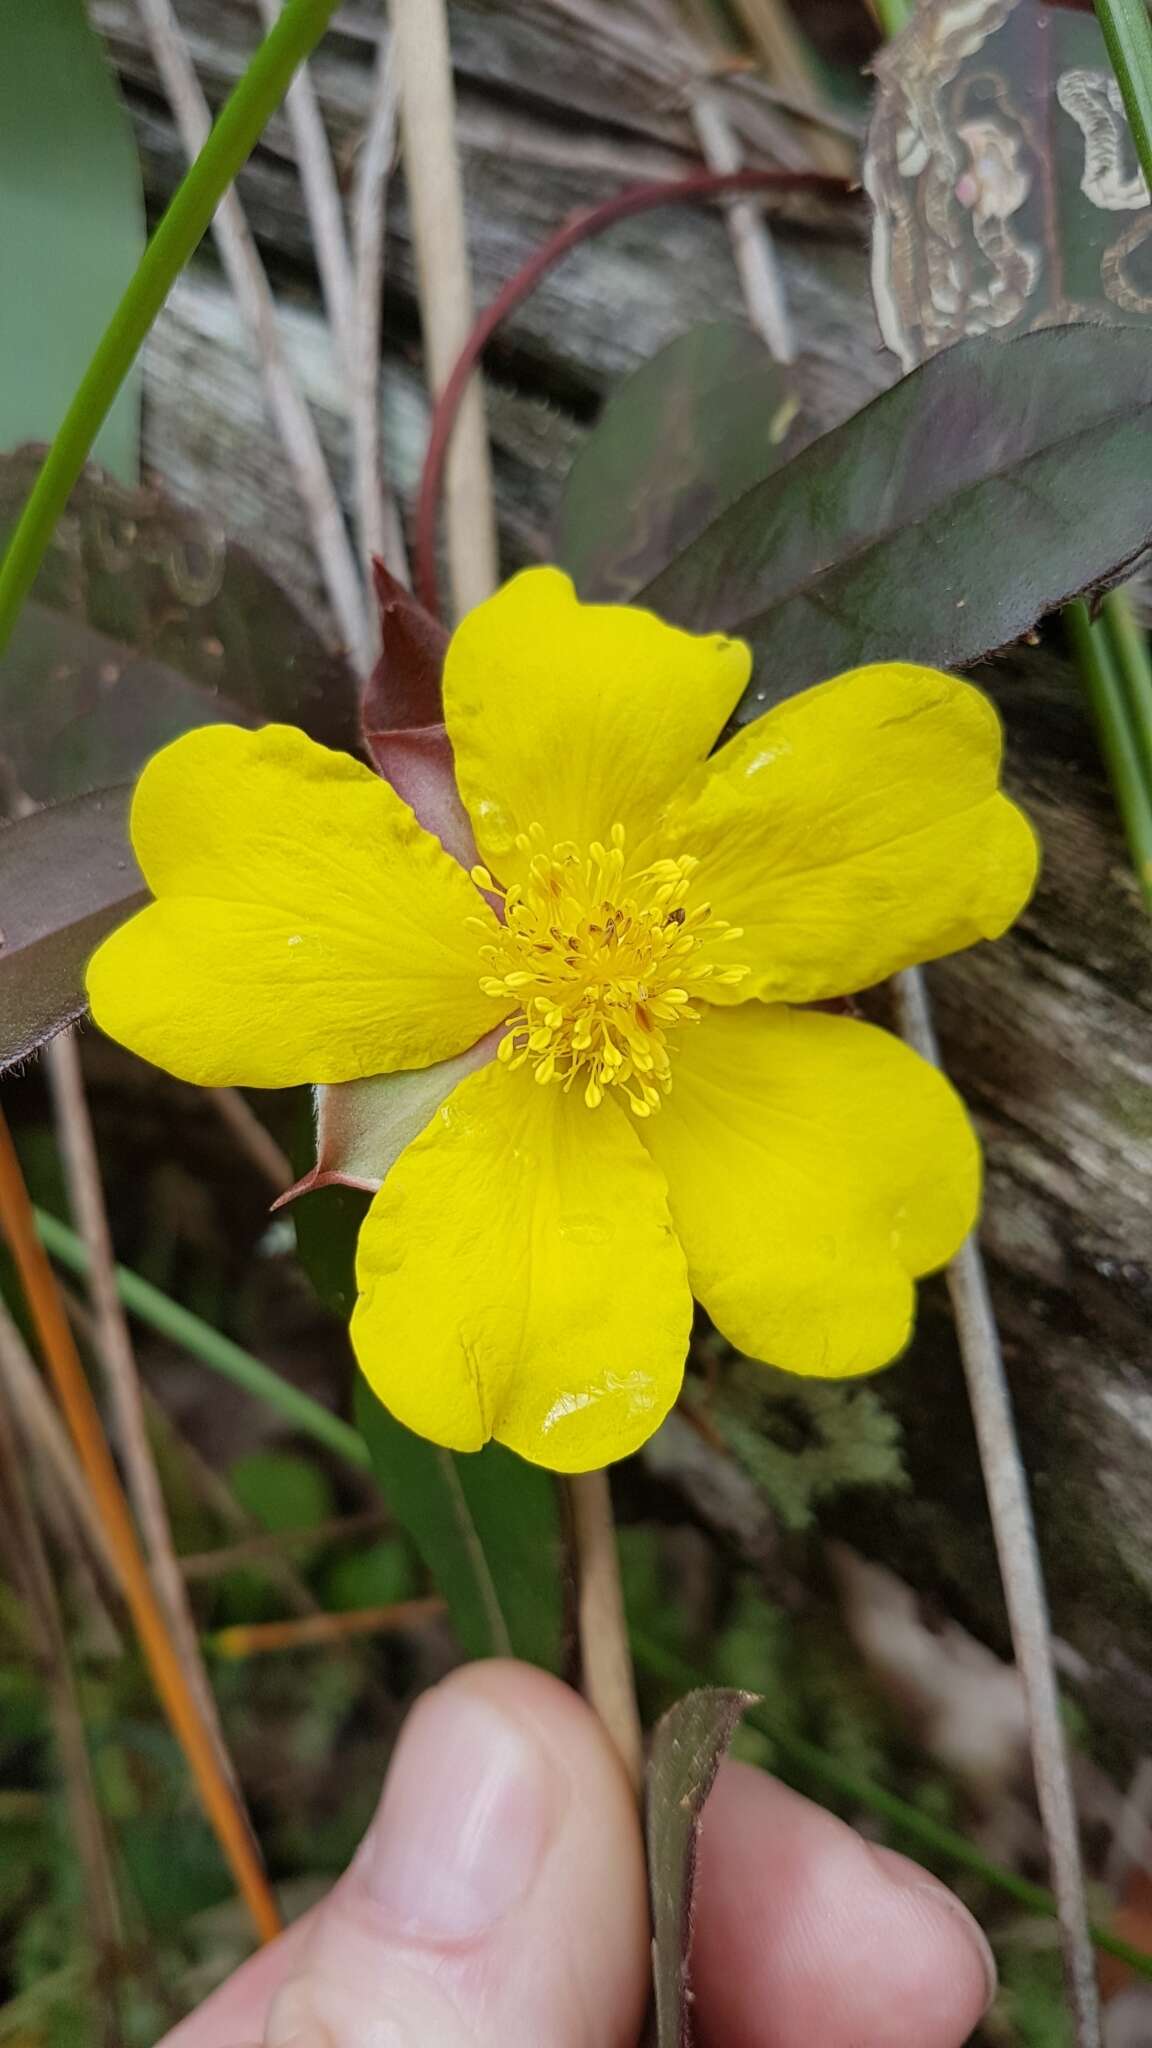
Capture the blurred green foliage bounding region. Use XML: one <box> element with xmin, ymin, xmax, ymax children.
<box><xmin>0</xmin><ymin>0</ymin><xmax>143</xmax><ymax>481</ymax></box>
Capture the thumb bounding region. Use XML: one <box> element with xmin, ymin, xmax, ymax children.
<box><xmin>259</xmin><ymin>1660</ymin><xmax>648</xmax><ymax>2048</ymax></box>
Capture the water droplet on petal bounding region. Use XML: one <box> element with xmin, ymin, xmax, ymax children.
<box><xmin>474</xmin><ymin>798</ymin><xmax>515</xmax><ymax>853</ymax></box>
<box><xmin>559</xmin><ymin>1212</ymin><xmax>612</xmax><ymax>1248</ymax></box>
<box><xmin>438</xmin><ymin>1100</ymin><xmax>474</xmax><ymax>1138</ymax></box>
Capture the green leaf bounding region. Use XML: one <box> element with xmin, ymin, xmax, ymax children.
<box><xmin>323</xmin><ymin>1538</ymin><xmax>420</xmax><ymax>1614</ymax></box>
<box><xmin>119</xmin><ymin>1813</ymin><xmax>232</xmax><ymax>1928</ymax></box>
<box><xmin>629</xmin><ymin>325</ymin><xmax>1152</xmax><ymax>715</ymax></box>
<box><xmin>0</xmin><ymin>0</ymin><xmax>144</xmax><ymax>482</ymax></box>
<box><xmin>556</xmin><ymin>322</ymin><xmax>803</xmax><ymax>603</ymax></box>
<box><xmin>0</xmin><ymin>787</ymin><xmax>146</xmax><ymax>1071</ymax></box>
<box><xmin>355</xmin><ymin>1378</ymin><xmax>567</xmax><ymax>1670</ymax></box>
<box><xmin>228</xmin><ymin>1450</ymin><xmax>335</xmax><ymax>1535</ymax></box>
<box><xmin>646</xmin><ymin>1689</ymin><xmax>754</xmax><ymax>2048</ymax></box>
<box><xmin>289</xmin><ymin>1089</ymin><xmax>371</xmax><ymax>1319</ymax></box>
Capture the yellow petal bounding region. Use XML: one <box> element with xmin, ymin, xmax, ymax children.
<box><xmin>86</xmin><ymin>723</ymin><xmax>501</xmax><ymax>1088</ymax></box>
<box><xmin>660</xmin><ymin>662</ymin><xmax>1038</xmax><ymax>1004</ymax></box>
<box><xmin>641</xmin><ymin>1004</ymin><xmax>979</xmax><ymax>1377</ymax></box>
<box><xmin>351</xmin><ymin>1061</ymin><xmax>691</xmax><ymax>1470</ymax></box>
<box><xmin>443</xmin><ymin>567</ymin><xmax>750</xmax><ymax>877</ymax></box>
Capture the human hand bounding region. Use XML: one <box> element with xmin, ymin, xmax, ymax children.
<box><xmin>158</xmin><ymin>1660</ymin><xmax>997</xmax><ymax>2048</ymax></box>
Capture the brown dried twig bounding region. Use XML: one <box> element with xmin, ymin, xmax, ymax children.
<box><xmin>179</xmin><ymin>1507</ymin><xmax>387</xmax><ymax>1581</ymax></box>
<box><xmin>206</xmin><ymin>1086</ymin><xmax>293</xmax><ymax>1194</ymax></box>
<box><xmin>690</xmin><ymin>90</ymin><xmax>797</xmax><ymax>365</ymax></box>
<box><xmin>0</xmin><ymin>1293</ymin><xmax>121</xmax><ymax>1603</ymax></box>
<box><xmin>0</xmin><ymin>1106</ymin><xmax>282</xmax><ymax>1943</ymax></box>
<box><xmin>894</xmin><ymin>967</ymin><xmax>1101</xmax><ymax>2048</ymax></box>
<box><xmin>253</xmin><ymin>0</ymin><xmax>356</xmax><ymax>367</ymax></box>
<box><xmin>252</xmin><ymin>0</ymin><xmax>408</xmax><ymax>587</ymax></box>
<box><xmin>134</xmin><ymin>0</ymin><xmax>372</xmax><ymax>669</ymax></box>
<box><xmin>391</xmin><ymin>0</ymin><xmax>498</xmax><ymax>615</ymax></box>
<box><xmin>352</xmin><ymin>26</ymin><xmax>409</xmax><ymax>587</ymax></box>
<box><xmin>210</xmin><ymin>1596</ymin><xmax>445</xmax><ymax>1659</ymax></box>
<box><xmin>727</xmin><ymin>0</ymin><xmax>856</xmax><ymax>176</ymax></box>
<box><xmin>567</xmin><ymin>1470</ymin><xmax>645</xmax><ymax>1796</ymax></box>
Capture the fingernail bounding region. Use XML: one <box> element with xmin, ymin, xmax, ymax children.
<box><xmin>908</xmin><ymin>1885</ymin><xmax>999</xmax><ymax>2015</ymax></box>
<box><xmin>362</xmin><ymin>1676</ymin><xmax>557</xmax><ymax>1941</ymax></box>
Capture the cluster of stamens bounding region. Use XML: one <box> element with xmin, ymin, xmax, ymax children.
<box><xmin>471</xmin><ymin>823</ymin><xmax>748</xmax><ymax>1116</ymax></box>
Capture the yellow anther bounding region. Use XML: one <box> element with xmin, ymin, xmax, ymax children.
<box><xmin>476</xmin><ymin>825</ymin><xmax>746</xmax><ymax>1115</ymax></box>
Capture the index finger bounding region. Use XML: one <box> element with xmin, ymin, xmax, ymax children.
<box><xmin>692</xmin><ymin>1761</ymin><xmax>997</xmax><ymax>2048</ymax></box>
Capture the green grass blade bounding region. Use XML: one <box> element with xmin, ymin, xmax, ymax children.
<box><xmin>1066</xmin><ymin>600</ymin><xmax>1152</xmax><ymax>908</ymax></box>
<box><xmin>1094</xmin><ymin>0</ymin><xmax>1152</xmax><ymax>184</ymax></box>
<box><xmin>1100</xmin><ymin>588</ymin><xmax>1152</xmax><ymax>797</ymax></box>
<box><xmin>32</xmin><ymin>1205</ymin><xmax>368</xmax><ymax>1468</ymax></box>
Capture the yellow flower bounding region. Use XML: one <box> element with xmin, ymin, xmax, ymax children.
<box><xmin>86</xmin><ymin>568</ymin><xmax>1037</xmax><ymax>1472</ymax></box>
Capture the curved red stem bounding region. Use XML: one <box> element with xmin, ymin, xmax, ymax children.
<box><xmin>414</xmin><ymin>165</ymin><xmax>853</xmax><ymax>615</ymax></box>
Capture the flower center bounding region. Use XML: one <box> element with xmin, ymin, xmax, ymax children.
<box><xmin>472</xmin><ymin>823</ymin><xmax>747</xmax><ymax>1116</ymax></box>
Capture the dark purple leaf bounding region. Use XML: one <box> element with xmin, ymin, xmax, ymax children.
<box><xmin>635</xmin><ymin>325</ymin><xmax>1152</xmax><ymax>715</ymax></box>
<box><xmin>0</xmin><ymin>787</ymin><xmax>145</xmax><ymax>1071</ymax></box>
<box><xmin>646</xmin><ymin>1689</ymin><xmax>755</xmax><ymax>2048</ymax></box>
<box><xmin>557</xmin><ymin>322</ymin><xmax>804</xmax><ymax>602</ymax></box>
<box><xmin>3</xmin><ymin>603</ymin><xmax>253</xmax><ymax>806</ymax></box>
<box><xmin>367</xmin><ymin>723</ymin><xmax>479</xmax><ymax>869</ymax></box>
<box><xmin>360</xmin><ymin>562</ymin><xmax>473</xmax><ymax>856</ymax></box>
<box><xmin>362</xmin><ymin>557</ymin><xmax>450</xmax><ymax>734</ymax></box>
<box><xmin>0</xmin><ymin>449</ymin><xmax>359</xmax><ymax>807</ymax></box>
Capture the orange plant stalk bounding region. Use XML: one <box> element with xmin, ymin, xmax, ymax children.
<box><xmin>211</xmin><ymin>1596</ymin><xmax>447</xmax><ymax>1659</ymax></box>
<box><xmin>0</xmin><ymin>1106</ymin><xmax>282</xmax><ymax>1943</ymax></box>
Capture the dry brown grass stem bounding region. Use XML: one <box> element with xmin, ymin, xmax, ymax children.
<box><xmin>728</xmin><ymin>0</ymin><xmax>856</xmax><ymax>176</ymax></box>
<box><xmin>0</xmin><ymin>1370</ymin><xmax>125</xmax><ymax>2045</ymax></box>
<box><xmin>691</xmin><ymin>90</ymin><xmax>796</xmax><ymax>365</ymax></box>
<box><xmin>135</xmin><ymin>0</ymin><xmax>373</xmax><ymax>669</ymax></box>
<box><xmin>894</xmin><ymin>967</ymin><xmax>1101</xmax><ymax>2048</ymax></box>
<box><xmin>390</xmin><ymin>0</ymin><xmax>498</xmax><ymax>615</ymax></box>
<box><xmin>46</xmin><ymin>1030</ymin><xmax>247</xmax><ymax>1815</ymax></box>
<box><xmin>210</xmin><ymin>1596</ymin><xmax>445</xmax><ymax>1659</ymax></box>
<box><xmin>206</xmin><ymin>1086</ymin><xmax>293</xmax><ymax>1192</ymax></box>
<box><xmin>352</xmin><ymin>26</ymin><xmax>410</xmax><ymax>587</ymax></box>
<box><xmin>0</xmin><ymin>1106</ymin><xmax>282</xmax><ymax>1944</ymax></box>
<box><xmin>567</xmin><ymin>1469</ymin><xmax>645</xmax><ymax>1796</ymax></box>
<box><xmin>0</xmin><ymin>1292</ymin><xmax>121</xmax><ymax>1601</ymax></box>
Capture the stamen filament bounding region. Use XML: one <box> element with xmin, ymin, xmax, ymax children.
<box><xmin>476</xmin><ymin>824</ymin><xmax>749</xmax><ymax>1115</ymax></box>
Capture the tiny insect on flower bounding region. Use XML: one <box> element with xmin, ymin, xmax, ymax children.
<box><xmin>85</xmin><ymin>568</ymin><xmax>1038</xmax><ymax>1472</ymax></box>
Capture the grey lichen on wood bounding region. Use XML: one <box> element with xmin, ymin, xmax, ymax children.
<box><xmin>98</xmin><ymin>0</ymin><xmax>1152</xmax><ymax>1739</ymax></box>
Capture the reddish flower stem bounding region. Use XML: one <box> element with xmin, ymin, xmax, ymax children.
<box><xmin>414</xmin><ymin>165</ymin><xmax>852</xmax><ymax>615</ymax></box>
